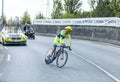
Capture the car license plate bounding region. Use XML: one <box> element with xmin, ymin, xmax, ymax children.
<box><xmin>13</xmin><ymin>40</ymin><xmax>19</xmax><ymax>42</ymax></box>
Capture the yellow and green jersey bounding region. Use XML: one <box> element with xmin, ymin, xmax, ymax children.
<box><xmin>54</xmin><ymin>30</ymin><xmax>71</xmax><ymax>46</ymax></box>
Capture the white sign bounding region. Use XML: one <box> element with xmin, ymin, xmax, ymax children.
<box><xmin>33</xmin><ymin>17</ymin><xmax>120</xmax><ymax>27</ymax></box>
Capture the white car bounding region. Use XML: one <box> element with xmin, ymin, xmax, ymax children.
<box><xmin>0</xmin><ymin>26</ymin><xmax>27</xmax><ymax>46</ymax></box>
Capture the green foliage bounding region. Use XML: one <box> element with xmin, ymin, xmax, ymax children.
<box><xmin>0</xmin><ymin>0</ymin><xmax>119</xmax><ymax>21</ymax></box>
<box><xmin>64</xmin><ymin>0</ymin><xmax>82</xmax><ymax>14</ymax></box>
<box><xmin>0</xmin><ymin>15</ymin><xmax>7</xmax><ymax>24</ymax></box>
<box><xmin>80</xmin><ymin>11</ymin><xmax>92</xmax><ymax>18</ymax></box>
<box><xmin>36</xmin><ymin>12</ymin><xmax>45</xmax><ymax>19</ymax></box>
<box><xmin>94</xmin><ymin>0</ymin><xmax>111</xmax><ymax>17</ymax></box>
<box><xmin>7</xmin><ymin>17</ymin><xmax>13</xmax><ymax>25</ymax></box>
<box><xmin>109</xmin><ymin>0</ymin><xmax>120</xmax><ymax>17</ymax></box>
<box><xmin>51</xmin><ymin>0</ymin><xmax>63</xmax><ymax>19</ymax></box>
<box><xmin>3</xmin><ymin>16</ymin><xmax>7</xmax><ymax>24</ymax></box>
<box><xmin>62</xmin><ymin>13</ymin><xmax>76</xmax><ymax>18</ymax></box>
<box><xmin>20</xmin><ymin>11</ymin><xmax>31</xmax><ymax>24</ymax></box>
<box><xmin>88</xmin><ymin>0</ymin><xmax>98</xmax><ymax>11</ymax></box>
<box><xmin>89</xmin><ymin>0</ymin><xmax>120</xmax><ymax>17</ymax></box>
<box><xmin>0</xmin><ymin>16</ymin><xmax>2</xmax><ymax>23</ymax></box>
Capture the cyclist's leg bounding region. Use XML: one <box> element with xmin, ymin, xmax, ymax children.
<box><xmin>50</xmin><ymin>44</ymin><xmax>57</xmax><ymax>56</ymax></box>
<box><xmin>49</xmin><ymin>36</ymin><xmax>60</xmax><ymax>56</ymax></box>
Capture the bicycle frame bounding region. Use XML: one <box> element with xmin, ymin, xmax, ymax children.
<box><xmin>52</xmin><ymin>46</ymin><xmax>68</xmax><ymax>62</ymax></box>
<box><xmin>45</xmin><ymin>45</ymin><xmax>69</xmax><ymax>67</ymax></box>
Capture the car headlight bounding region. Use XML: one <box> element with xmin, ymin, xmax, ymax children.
<box><xmin>22</xmin><ymin>37</ymin><xmax>25</xmax><ymax>39</ymax></box>
<box><xmin>21</xmin><ymin>36</ymin><xmax>26</xmax><ymax>39</ymax></box>
<box><xmin>6</xmin><ymin>35</ymin><xmax>9</xmax><ymax>38</ymax></box>
<box><xmin>6</xmin><ymin>37</ymin><xmax>11</xmax><ymax>40</ymax></box>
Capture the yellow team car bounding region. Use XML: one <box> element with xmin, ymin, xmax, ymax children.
<box><xmin>0</xmin><ymin>26</ymin><xmax>27</xmax><ymax>46</ymax></box>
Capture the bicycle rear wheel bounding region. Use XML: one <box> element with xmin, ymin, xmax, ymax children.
<box><xmin>56</xmin><ymin>50</ymin><xmax>68</xmax><ymax>68</ymax></box>
<box><xmin>45</xmin><ymin>48</ymin><xmax>56</xmax><ymax>64</ymax></box>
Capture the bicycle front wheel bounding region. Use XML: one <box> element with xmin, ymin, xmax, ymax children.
<box><xmin>56</xmin><ymin>50</ymin><xmax>68</xmax><ymax>68</ymax></box>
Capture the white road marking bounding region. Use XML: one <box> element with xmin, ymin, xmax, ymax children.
<box><xmin>7</xmin><ymin>54</ymin><xmax>11</xmax><ymax>61</ymax></box>
<box><xmin>71</xmin><ymin>51</ymin><xmax>120</xmax><ymax>82</ymax></box>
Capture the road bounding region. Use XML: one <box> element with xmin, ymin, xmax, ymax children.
<box><xmin>0</xmin><ymin>35</ymin><xmax>120</xmax><ymax>82</ymax></box>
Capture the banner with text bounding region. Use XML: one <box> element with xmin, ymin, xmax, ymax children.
<box><xmin>33</xmin><ymin>17</ymin><xmax>120</xmax><ymax>27</ymax></box>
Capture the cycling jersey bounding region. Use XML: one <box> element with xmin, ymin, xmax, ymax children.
<box><xmin>54</xmin><ymin>30</ymin><xmax>71</xmax><ymax>46</ymax></box>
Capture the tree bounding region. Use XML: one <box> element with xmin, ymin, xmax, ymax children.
<box><xmin>51</xmin><ymin>0</ymin><xmax>63</xmax><ymax>19</ymax></box>
<box><xmin>0</xmin><ymin>15</ymin><xmax>7</xmax><ymax>24</ymax></box>
<box><xmin>108</xmin><ymin>0</ymin><xmax>120</xmax><ymax>17</ymax></box>
<box><xmin>80</xmin><ymin>11</ymin><xmax>91</xmax><ymax>18</ymax></box>
<box><xmin>36</xmin><ymin>12</ymin><xmax>45</xmax><ymax>19</ymax></box>
<box><xmin>91</xmin><ymin>0</ymin><xmax>120</xmax><ymax>17</ymax></box>
<box><xmin>0</xmin><ymin>16</ymin><xmax>2</xmax><ymax>24</ymax></box>
<box><xmin>94</xmin><ymin>0</ymin><xmax>109</xmax><ymax>17</ymax></box>
<box><xmin>64</xmin><ymin>0</ymin><xmax>82</xmax><ymax>14</ymax></box>
<box><xmin>88</xmin><ymin>0</ymin><xmax>98</xmax><ymax>11</ymax></box>
<box><xmin>20</xmin><ymin>11</ymin><xmax>31</xmax><ymax>24</ymax></box>
<box><xmin>62</xmin><ymin>13</ymin><xmax>76</xmax><ymax>18</ymax></box>
<box><xmin>7</xmin><ymin>17</ymin><xmax>13</xmax><ymax>25</ymax></box>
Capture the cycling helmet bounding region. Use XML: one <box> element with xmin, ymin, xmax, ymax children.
<box><xmin>65</xmin><ymin>26</ymin><xmax>73</xmax><ymax>31</ymax></box>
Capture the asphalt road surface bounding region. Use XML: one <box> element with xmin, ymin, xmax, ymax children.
<box><xmin>0</xmin><ymin>36</ymin><xmax>120</xmax><ymax>82</ymax></box>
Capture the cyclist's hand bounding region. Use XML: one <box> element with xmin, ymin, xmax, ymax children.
<box><xmin>68</xmin><ymin>46</ymin><xmax>72</xmax><ymax>51</ymax></box>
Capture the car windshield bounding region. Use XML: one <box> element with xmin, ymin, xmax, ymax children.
<box><xmin>5</xmin><ymin>27</ymin><xmax>22</xmax><ymax>33</ymax></box>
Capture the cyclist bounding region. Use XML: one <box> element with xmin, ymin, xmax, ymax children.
<box><xmin>48</xmin><ymin>26</ymin><xmax>72</xmax><ymax>60</ymax></box>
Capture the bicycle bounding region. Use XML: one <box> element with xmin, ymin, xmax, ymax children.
<box><xmin>45</xmin><ymin>46</ymin><xmax>71</xmax><ymax>68</ymax></box>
